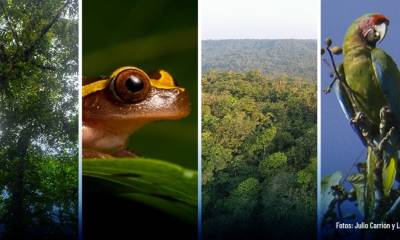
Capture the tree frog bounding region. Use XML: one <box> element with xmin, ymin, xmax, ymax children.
<box><xmin>83</xmin><ymin>66</ymin><xmax>190</xmax><ymax>158</ymax></box>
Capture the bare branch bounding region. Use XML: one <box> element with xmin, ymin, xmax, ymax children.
<box><xmin>323</xmin><ymin>39</ymin><xmax>361</xmax><ymax>116</ymax></box>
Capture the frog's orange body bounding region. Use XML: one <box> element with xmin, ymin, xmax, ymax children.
<box><xmin>82</xmin><ymin>66</ymin><xmax>190</xmax><ymax>158</ymax></box>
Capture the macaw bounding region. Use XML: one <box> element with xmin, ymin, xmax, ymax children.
<box><xmin>334</xmin><ymin>13</ymin><xmax>400</xmax><ymax>196</ymax></box>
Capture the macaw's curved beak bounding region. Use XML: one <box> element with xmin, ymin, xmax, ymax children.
<box><xmin>375</xmin><ymin>22</ymin><xmax>388</xmax><ymax>43</ymax></box>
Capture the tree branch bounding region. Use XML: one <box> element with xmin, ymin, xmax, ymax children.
<box><xmin>0</xmin><ymin>0</ymin><xmax>21</xmax><ymax>47</ymax></box>
<box><xmin>31</xmin><ymin>60</ymin><xmax>57</xmax><ymax>71</ymax></box>
<box><xmin>23</xmin><ymin>0</ymin><xmax>71</xmax><ymax>60</ymax></box>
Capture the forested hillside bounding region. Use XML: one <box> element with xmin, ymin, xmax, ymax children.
<box><xmin>202</xmin><ymin>39</ymin><xmax>317</xmax><ymax>81</ymax></box>
<box><xmin>202</xmin><ymin>59</ymin><xmax>316</xmax><ymax>238</ymax></box>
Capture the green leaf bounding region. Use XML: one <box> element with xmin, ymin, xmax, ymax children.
<box><xmin>382</xmin><ymin>157</ymin><xmax>396</xmax><ymax>196</ymax></box>
<box><xmin>347</xmin><ymin>173</ymin><xmax>366</xmax><ymax>216</ymax></box>
<box><xmin>83</xmin><ymin>158</ymin><xmax>197</xmax><ymax>223</ymax></box>
<box><xmin>321</xmin><ymin>171</ymin><xmax>342</xmax><ymax>223</ymax></box>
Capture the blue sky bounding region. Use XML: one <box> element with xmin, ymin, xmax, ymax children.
<box><xmin>321</xmin><ymin>0</ymin><xmax>400</xmax><ymax>178</ymax></box>
<box><xmin>201</xmin><ymin>0</ymin><xmax>318</xmax><ymax>39</ymax></box>
<box><xmin>321</xmin><ymin>0</ymin><xmax>400</xmax><ymax>237</ymax></box>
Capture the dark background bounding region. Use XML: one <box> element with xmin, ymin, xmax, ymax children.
<box><xmin>83</xmin><ymin>0</ymin><xmax>197</xmax><ymax>238</ymax></box>
<box><xmin>83</xmin><ymin>0</ymin><xmax>198</xmax><ymax>169</ymax></box>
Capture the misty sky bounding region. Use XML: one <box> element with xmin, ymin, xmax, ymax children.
<box><xmin>201</xmin><ymin>0</ymin><xmax>318</xmax><ymax>39</ymax></box>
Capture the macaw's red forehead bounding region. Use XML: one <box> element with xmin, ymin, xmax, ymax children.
<box><xmin>359</xmin><ymin>14</ymin><xmax>389</xmax><ymax>31</ymax></box>
<box><xmin>362</xmin><ymin>14</ymin><xmax>389</xmax><ymax>26</ymax></box>
<box><xmin>371</xmin><ymin>14</ymin><xmax>390</xmax><ymax>25</ymax></box>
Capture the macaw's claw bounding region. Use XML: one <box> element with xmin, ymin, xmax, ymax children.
<box><xmin>379</xmin><ymin>106</ymin><xmax>395</xmax><ymax>137</ymax></box>
<box><xmin>352</xmin><ymin>112</ymin><xmax>373</xmax><ymax>138</ymax></box>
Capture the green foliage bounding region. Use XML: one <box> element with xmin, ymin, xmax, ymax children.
<box><xmin>321</xmin><ymin>171</ymin><xmax>342</xmax><ymax>224</ymax></box>
<box><xmin>322</xmin><ymin>151</ymin><xmax>400</xmax><ymax>236</ymax></box>
<box><xmin>83</xmin><ymin>158</ymin><xmax>197</xmax><ymax>223</ymax></box>
<box><xmin>261</xmin><ymin>170</ymin><xmax>316</xmax><ymax>239</ymax></box>
<box><xmin>0</xmin><ymin>0</ymin><xmax>78</xmax><ymax>238</ymax></box>
<box><xmin>226</xmin><ymin>178</ymin><xmax>260</xmax><ymax>220</ymax></box>
<box><xmin>383</xmin><ymin>158</ymin><xmax>396</xmax><ymax>197</ymax></box>
<box><xmin>202</xmin><ymin>69</ymin><xmax>317</xmax><ymax>239</ymax></box>
<box><xmin>202</xmin><ymin>39</ymin><xmax>317</xmax><ymax>81</ymax></box>
<box><xmin>259</xmin><ymin>152</ymin><xmax>287</xmax><ymax>176</ymax></box>
<box><xmin>297</xmin><ymin>158</ymin><xmax>317</xmax><ymax>189</ymax></box>
<box><xmin>202</xmin><ymin>131</ymin><xmax>232</xmax><ymax>184</ymax></box>
<box><xmin>347</xmin><ymin>173</ymin><xmax>366</xmax><ymax>216</ymax></box>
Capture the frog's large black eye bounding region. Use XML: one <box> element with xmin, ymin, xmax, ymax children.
<box><xmin>110</xmin><ymin>68</ymin><xmax>151</xmax><ymax>103</ymax></box>
<box><xmin>125</xmin><ymin>75</ymin><xmax>145</xmax><ymax>92</ymax></box>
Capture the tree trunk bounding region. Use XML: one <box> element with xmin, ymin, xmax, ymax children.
<box><xmin>6</xmin><ymin>128</ymin><xmax>31</xmax><ymax>239</ymax></box>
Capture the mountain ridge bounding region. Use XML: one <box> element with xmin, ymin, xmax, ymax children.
<box><xmin>202</xmin><ymin>39</ymin><xmax>317</xmax><ymax>81</ymax></box>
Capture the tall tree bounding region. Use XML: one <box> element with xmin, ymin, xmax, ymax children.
<box><xmin>0</xmin><ymin>0</ymin><xmax>78</xmax><ymax>239</ymax></box>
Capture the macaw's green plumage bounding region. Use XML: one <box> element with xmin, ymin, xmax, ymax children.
<box><xmin>337</xmin><ymin>13</ymin><xmax>400</xmax><ymax>198</ymax></box>
<box><xmin>343</xmin><ymin>13</ymin><xmax>400</xmax><ymax>129</ymax></box>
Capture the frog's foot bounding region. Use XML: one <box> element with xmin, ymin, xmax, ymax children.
<box><xmin>83</xmin><ymin>149</ymin><xmax>113</xmax><ymax>159</ymax></box>
<box><xmin>111</xmin><ymin>149</ymin><xmax>139</xmax><ymax>158</ymax></box>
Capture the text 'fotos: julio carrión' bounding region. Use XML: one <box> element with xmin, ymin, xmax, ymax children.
<box><xmin>336</xmin><ymin>222</ymin><xmax>400</xmax><ymax>231</ymax></box>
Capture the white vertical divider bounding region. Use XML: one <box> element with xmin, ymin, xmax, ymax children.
<box><xmin>78</xmin><ymin>0</ymin><xmax>83</xmax><ymax>238</ymax></box>
<box><xmin>198</xmin><ymin>0</ymin><xmax>203</xmax><ymax>238</ymax></box>
<box><xmin>317</xmin><ymin>0</ymin><xmax>322</xmax><ymax>239</ymax></box>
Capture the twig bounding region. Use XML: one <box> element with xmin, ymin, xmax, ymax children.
<box><xmin>323</xmin><ymin>77</ymin><xmax>337</xmax><ymax>94</ymax></box>
<box><xmin>0</xmin><ymin>0</ymin><xmax>21</xmax><ymax>47</ymax></box>
<box><xmin>23</xmin><ymin>0</ymin><xmax>71</xmax><ymax>60</ymax></box>
<box><xmin>385</xmin><ymin>196</ymin><xmax>400</xmax><ymax>219</ymax></box>
<box><xmin>372</xmin><ymin>120</ymin><xmax>395</xmax><ymax>218</ymax></box>
<box><xmin>326</xmin><ymin>46</ymin><xmax>342</xmax><ymax>83</ymax></box>
<box><xmin>341</xmin><ymin>148</ymin><xmax>366</xmax><ymax>186</ymax></box>
<box><xmin>324</xmin><ymin>44</ymin><xmax>361</xmax><ymax>116</ymax></box>
<box><xmin>378</xmin><ymin>127</ymin><xmax>395</xmax><ymax>152</ymax></box>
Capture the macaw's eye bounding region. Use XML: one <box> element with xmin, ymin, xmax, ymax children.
<box><xmin>110</xmin><ymin>68</ymin><xmax>151</xmax><ymax>103</ymax></box>
<box><xmin>365</xmin><ymin>29</ymin><xmax>379</xmax><ymax>45</ymax></box>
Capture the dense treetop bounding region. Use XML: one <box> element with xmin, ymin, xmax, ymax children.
<box><xmin>202</xmin><ymin>41</ymin><xmax>317</xmax><ymax>239</ymax></box>
<box><xmin>202</xmin><ymin>71</ymin><xmax>317</xmax><ymax>239</ymax></box>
